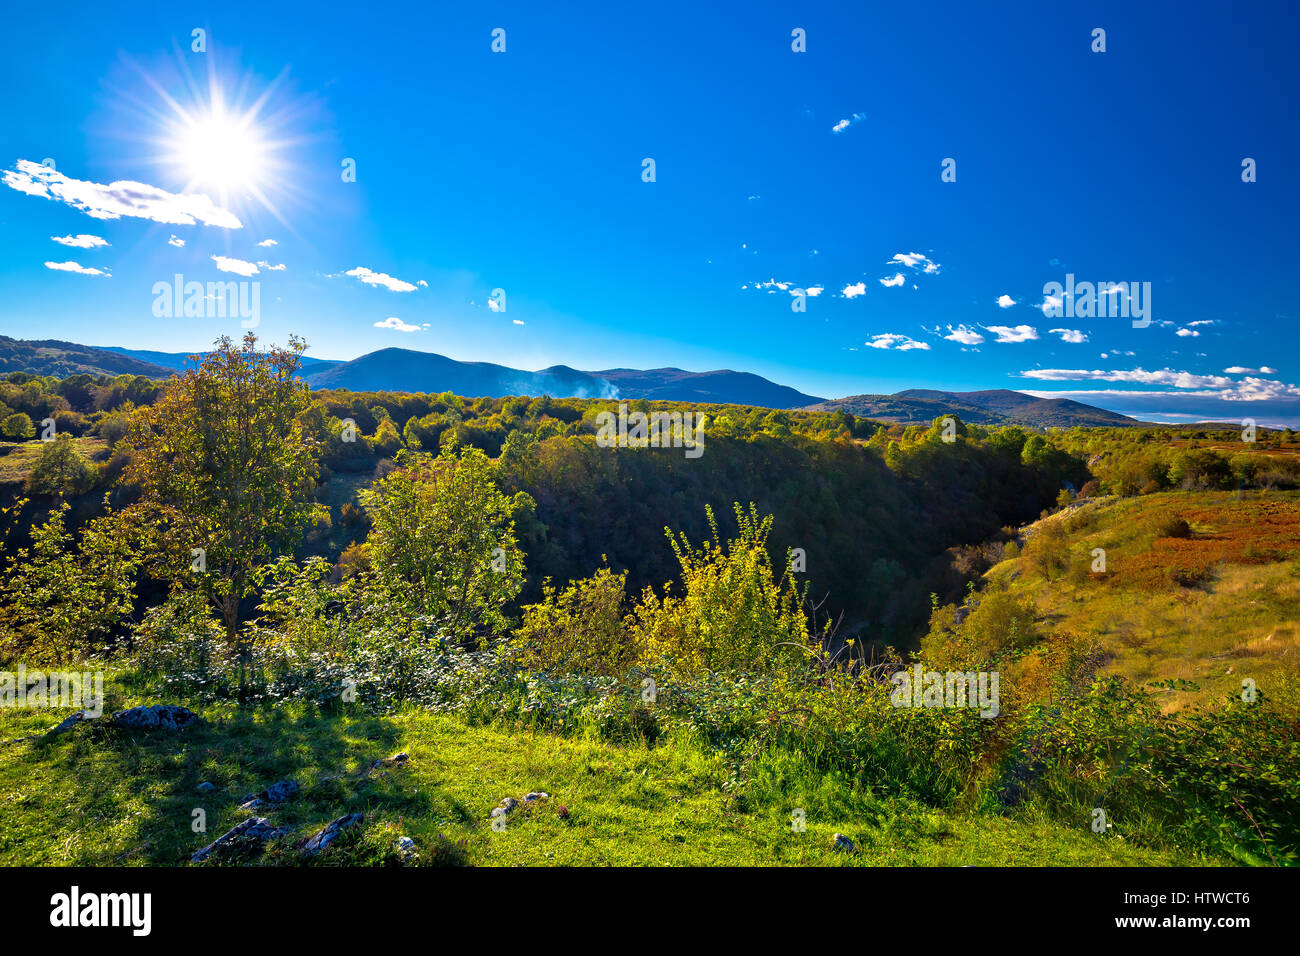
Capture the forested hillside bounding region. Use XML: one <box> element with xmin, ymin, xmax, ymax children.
<box><xmin>1</xmin><ymin>337</ymin><xmax>1296</xmax><ymax>869</ymax></box>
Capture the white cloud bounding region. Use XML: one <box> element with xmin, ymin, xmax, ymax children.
<box><xmin>211</xmin><ymin>255</ymin><xmax>259</xmax><ymax>277</ymax></box>
<box><xmin>257</xmin><ymin>260</ymin><xmax>286</xmax><ymax>271</ymax></box>
<box><xmin>374</xmin><ymin>316</ymin><xmax>420</xmax><ymax>332</ymax></box>
<box><xmin>168</xmin><ymin>235</ymin><xmax>186</xmax><ymax>247</ymax></box>
<box><xmin>1019</xmin><ymin>367</ymin><xmax>1238</xmax><ymax>389</ymax></box>
<box><xmin>1038</xmin><ymin>294</ymin><xmax>1063</xmax><ymax>315</ymax></box>
<box><xmin>1175</xmin><ymin>328</ymin><xmax>1200</xmax><ymax>337</ymax></box>
<box><xmin>983</xmin><ymin>324</ymin><xmax>1039</xmax><ymax>343</ymax></box>
<box><xmin>44</xmin><ymin>260</ymin><xmax>109</xmax><ymax>276</ymax></box>
<box><xmin>996</xmin><ymin>294</ymin><xmax>1016</xmax><ymax>308</ymax></box>
<box><xmin>867</xmin><ymin>333</ymin><xmax>930</xmax><ymax>351</ymax></box>
<box><xmin>1048</xmin><ymin>328</ymin><xmax>1088</xmax><ymax>344</ymax></box>
<box><xmin>50</xmin><ymin>234</ymin><xmax>108</xmax><ymax>248</ymax></box>
<box><xmin>513</xmin><ymin>319</ymin><xmax>525</xmax><ymax>326</ymax></box>
<box><xmin>831</xmin><ymin>112</ymin><xmax>866</xmax><ymax>134</ymax></box>
<box><xmin>944</xmin><ymin>324</ymin><xmax>985</xmax><ymax>346</ymax></box>
<box><xmin>3</xmin><ymin>158</ymin><xmax>241</xmax><ymax>228</ymax></box>
<box><xmin>417</xmin><ymin>279</ymin><xmax>428</xmax><ymax>287</ymax></box>
<box><xmin>889</xmin><ymin>252</ymin><xmax>941</xmax><ymax>274</ymax></box>
<box><xmin>344</xmin><ymin>266</ymin><xmax>418</xmax><ymax>292</ymax></box>
<box><xmin>752</xmin><ymin>278</ymin><xmax>821</xmax><ymax>298</ymax></box>
<box><xmin>257</xmin><ymin>238</ymin><xmax>277</xmax><ymax>247</ymax></box>
<box><xmin>841</xmin><ymin>282</ymin><xmax>867</xmax><ymax>299</ymax></box>
<box><xmin>1225</xmin><ymin>366</ymin><xmax>1278</xmax><ymax>375</ymax></box>
<box><xmin>879</xmin><ymin>273</ymin><xmax>905</xmax><ymax>288</ymax></box>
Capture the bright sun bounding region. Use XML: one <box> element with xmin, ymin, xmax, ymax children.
<box><xmin>177</xmin><ymin>108</ymin><xmax>267</xmax><ymax>193</ymax></box>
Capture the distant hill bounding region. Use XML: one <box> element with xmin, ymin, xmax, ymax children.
<box><xmin>0</xmin><ymin>336</ymin><xmax>172</xmax><ymax>378</ymax></box>
<box><xmin>593</xmin><ymin>367</ymin><xmax>824</xmax><ymax>407</ymax></box>
<box><xmin>88</xmin><ymin>344</ymin><xmax>822</xmax><ymax>407</ymax></box>
<box><xmin>805</xmin><ymin>388</ymin><xmax>1139</xmax><ymax>428</ymax></box>
<box><xmin>99</xmin><ymin>345</ymin><xmax>342</xmax><ymax>373</ymax></box>
<box><xmin>302</xmin><ymin>349</ymin><xmax>619</xmax><ymax>398</ymax></box>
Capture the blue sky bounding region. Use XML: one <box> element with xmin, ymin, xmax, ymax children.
<box><xmin>3</xmin><ymin>1</ymin><xmax>1298</xmax><ymax>423</ymax></box>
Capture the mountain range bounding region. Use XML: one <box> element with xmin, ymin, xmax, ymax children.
<box><xmin>803</xmin><ymin>388</ymin><xmax>1139</xmax><ymax>428</ymax></box>
<box><xmin>0</xmin><ymin>336</ymin><xmax>1139</xmax><ymax>427</ymax></box>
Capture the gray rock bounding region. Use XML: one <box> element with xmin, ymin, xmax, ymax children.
<box><xmin>191</xmin><ymin>816</ymin><xmax>292</xmax><ymax>863</ymax></box>
<box><xmin>239</xmin><ymin>779</ymin><xmax>299</xmax><ymax>809</ymax></box>
<box><xmin>300</xmin><ymin>813</ymin><xmax>364</xmax><ymax>857</ymax></box>
<box><xmin>524</xmin><ymin>791</ymin><xmax>550</xmax><ymax>802</ymax></box>
<box><xmin>367</xmin><ymin>752</ymin><xmax>409</xmax><ymax>776</ymax></box>
<box><xmin>831</xmin><ymin>833</ymin><xmax>856</xmax><ymax>853</ymax></box>
<box><xmin>197</xmin><ymin>782</ymin><xmax>217</xmax><ymax>792</ymax></box>
<box><xmin>110</xmin><ymin>704</ymin><xmax>203</xmax><ymax>732</ymax></box>
<box><xmin>396</xmin><ymin>836</ymin><xmax>418</xmax><ymax>864</ymax></box>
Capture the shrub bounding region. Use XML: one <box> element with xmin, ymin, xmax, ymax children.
<box><xmin>26</xmin><ymin>435</ymin><xmax>97</xmax><ymax>497</ymax></box>
<box><xmin>1152</xmin><ymin>515</ymin><xmax>1192</xmax><ymax>538</ymax></box>
<box><xmin>0</xmin><ymin>412</ymin><xmax>35</xmax><ymax>440</ymax></box>
<box><xmin>630</xmin><ymin>503</ymin><xmax>814</xmax><ymax>677</ymax></box>
<box><xmin>516</xmin><ymin>566</ymin><xmax>634</xmax><ymax>677</ymax></box>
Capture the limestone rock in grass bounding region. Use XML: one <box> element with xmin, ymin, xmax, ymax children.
<box><xmin>300</xmin><ymin>813</ymin><xmax>365</xmax><ymax>858</ymax></box>
<box><xmin>489</xmin><ymin>796</ymin><xmax>519</xmax><ymax>819</ymax></box>
<box><xmin>367</xmin><ymin>752</ymin><xmax>409</xmax><ymax>776</ymax></box>
<box><xmin>524</xmin><ymin>791</ymin><xmax>549</xmax><ymax>802</ymax></box>
<box><xmin>831</xmin><ymin>833</ymin><xmax>856</xmax><ymax>853</ymax></box>
<box><xmin>110</xmin><ymin>705</ymin><xmax>203</xmax><ymax>732</ymax></box>
<box><xmin>191</xmin><ymin>817</ymin><xmax>292</xmax><ymax>863</ymax></box>
<box><xmin>396</xmin><ymin>836</ymin><xmax>419</xmax><ymax>864</ymax></box>
<box><xmin>239</xmin><ymin>779</ymin><xmax>300</xmax><ymax>810</ymax></box>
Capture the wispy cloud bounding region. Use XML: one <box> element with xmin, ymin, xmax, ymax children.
<box><xmin>168</xmin><ymin>235</ymin><xmax>186</xmax><ymax>247</ymax></box>
<box><xmin>1019</xmin><ymin>367</ymin><xmax>1238</xmax><ymax>389</ymax></box>
<box><xmin>831</xmin><ymin>112</ymin><xmax>866</xmax><ymax>134</ymax></box>
<box><xmin>867</xmin><ymin>333</ymin><xmax>930</xmax><ymax>351</ymax></box>
<box><xmin>374</xmin><ymin>316</ymin><xmax>420</xmax><ymax>332</ymax></box>
<box><xmin>211</xmin><ymin>255</ymin><xmax>259</xmax><ymax>277</ymax></box>
<box><xmin>257</xmin><ymin>260</ymin><xmax>286</xmax><ymax>271</ymax></box>
<box><xmin>44</xmin><ymin>260</ymin><xmax>109</xmax><ymax>276</ymax></box>
<box><xmin>983</xmin><ymin>324</ymin><xmax>1038</xmax><ymax>343</ymax></box>
<box><xmin>344</xmin><ymin>266</ymin><xmax>418</xmax><ymax>292</ymax></box>
<box><xmin>257</xmin><ymin>238</ymin><xmax>278</xmax><ymax>247</ymax></box>
<box><xmin>4</xmin><ymin>159</ymin><xmax>241</xmax><ymax>228</ymax></box>
<box><xmin>889</xmin><ymin>252</ymin><xmax>941</xmax><ymax>274</ymax></box>
<box><xmin>944</xmin><ymin>324</ymin><xmax>985</xmax><ymax>345</ymax></box>
<box><xmin>51</xmin><ymin>234</ymin><xmax>108</xmax><ymax>249</ymax></box>
<box><xmin>879</xmin><ymin>273</ymin><xmax>905</xmax><ymax>288</ymax></box>
<box><xmin>1048</xmin><ymin>328</ymin><xmax>1088</xmax><ymax>343</ymax></box>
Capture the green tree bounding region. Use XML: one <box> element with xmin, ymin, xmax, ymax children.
<box><xmin>0</xmin><ymin>501</ymin><xmax>147</xmax><ymax>663</ymax></box>
<box><xmin>1</xmin><ymin>412</ymin><xmax>35</xmax><ymax>440</ymax></box>
<box><xmin>126</xmin><ymin>333</ymin><xmax>323</xmax><ymax>671</ymax></box>
<box><xmin>26</xmin><ymin>434</ymin><xmax>96</xmax><ymax>497</ymax></box>
<box><xmin>358</xmin><ymin>444</ymin><xmax>527</xmax><ymax>639</ymax></box>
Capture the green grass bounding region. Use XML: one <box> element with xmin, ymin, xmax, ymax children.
<box><xmin>0</xmin><ymin>695</ymin><xmax>1223</xmax><ymax>866</ymax></box>
<box><xmin>0</xmin><ymin>437</ymin><xmax>108</xmax><ymax>486</ymax></box>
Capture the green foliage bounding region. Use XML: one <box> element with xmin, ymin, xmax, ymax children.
<box><xmin>25</xmin><ymin>434</ymin><xmax>96</xmax><ymax>497</ymax></box>
<box><xmin>631</xmin><ymin>503</ymin><xmax>814</xmax><ymax>677</ymax></box>
<box><xmin>126</xmin><ymin>333</ymin><xmax>323</xmax><ymax>653</ymax></box>
<box><xmin>1</xmin><ymin>411</ymin><xmax>35</xmax><ymax>440</ymax></box>
<box><xmin>359</xmin><ymin>445</ymin><xmax>527</xmax><ymax>639</ymax></box>
<box><xmin>515</xmin><ymin>566</ymin><xmax>634</xmax><ymax>676</ymax></box>
<box><xmin>0</xmin><ymin>501</ymin><xmax>147</xmax><ymax>663</ymax></box>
